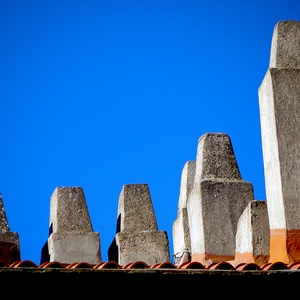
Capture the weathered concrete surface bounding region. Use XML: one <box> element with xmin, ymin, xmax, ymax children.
<box><xmin>47</xmin><ymin>187</ymin><xmax>101</xmax><ymax>264</ymax></box>
<box><xmin>259</xmin><ymin>20</ymin><xmax>300</xmax><ymax>263</ymax></box>
<box><xmin>172</xmin><ymin>160</ymin><xmax>195</xmax><ymax>262</ymax></box>
<box><xmin>270</xmin><ymin>20</ymin><xmax>300</xmax><ymax>68</ymax></box>
<box><xmin>109</xmin><ymin>184</ymin><xmax>170</xmax><ymax>266</ymax></box>
<box><xmin>187</xmin><ymin>133</ymin><xmax>254</xmax><ymax>265</ymax></box>
<box><xmin>234</xmin><ymin>200</ymin><xmax>269</xmax><ymax>266</ymax></box>
<box><xmin>0</xmin><ymin>194</ymin><xmax>20</xmax><ymax>264</ymax></box>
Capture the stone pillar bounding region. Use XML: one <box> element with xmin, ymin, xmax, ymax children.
<box><xmin>187</xmin><ymin>133</ymin><xmax>254</xmax><ymax>265</ymax></box>
<box><xmin>258</xmin><ymin>20</ymin><xmax>300</xmax><ymax>263</ymax></box>
<box><xmin>172</xmin><ymin>160</ymin><xmax>195</xmax><ymax>264</ymax></box>
<box><xmin>0</xmin><ymin>194</ymin><xmax>20</xmax><ymax>264</ymax></box>
<box><xmin>108</xmin><ymin>184</ymin><xmax>170</xmax><ymax>266</ymax></box>
<box><xmin>46</xmin><ymin>187</ymin><xmax>101</xmax><ymax>264</ymax></box>
<box><xmin>235</xmin><ymin>200</ymin><xmax>270</xmax><ymax>266</ymax></box>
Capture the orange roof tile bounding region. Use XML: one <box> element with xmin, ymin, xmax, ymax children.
<box><xmin>1</xmin><ymin>259</ymin><xmax>300</xmax><ymax>271</ymax></box>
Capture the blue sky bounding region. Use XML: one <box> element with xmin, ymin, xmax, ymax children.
<box><xmin>1</xmin><ymin>0</ymin><xmax>299</xmax><ymax>265</ymax></box>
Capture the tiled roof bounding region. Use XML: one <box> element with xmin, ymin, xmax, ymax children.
<box><xmin>2</xmin><ymin>259</ymin><xmax>300</xmax><ymax>270</ymax></box>
<box><xmin>1</xmin><ymin>259</ymin><xmax>300</xmax><ymax>294</ymax></box>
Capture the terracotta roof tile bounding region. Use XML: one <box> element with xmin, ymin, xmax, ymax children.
<box><xmin>262</xmin><ymin>262</ymin><xmax>288</xmax><ymax>270</ymax></box>
<box><xmin>177</xmin><ymin>261</ymin><xmax>205</xmax><ymax>269</ymax></box>
<box><xmin>235</xmin><ymin>263</ymin><xmax>261</xmax><ymax>271</ymax></box>
<box><xmin>150</xmin><ymin>262</ymin><xmax>175</xmax><ymax>269</ymax></box>
<box><xmin>1</xmin><ymin>259</ymin><xmax>300</xmax><ymax>271</ymax></box>
<box><xmin>122</xmin><ymin>261</ymin><xmax>149</xmax><ymax>269</ymax></box>
<box><xmin>66</xmin><ymin>262</ymin><xmax>93</xmax><ymax>269</ymax></box>
<box><xmin>289</xmin><ymin>263</ymin><xmax>300</xmax><ymax>270</ymax></box>
<box><xmin>11</xmin><ymin>260</ymin><xmax>37</xmax><ymax>268</ymax></box>
<box><xmin>94</xmin><ymin>261</ymin><xmax>120</xmax><ymax>269</ymax></box>
<box><xmin>38</xmin><ymin>261</ymin><xmax>65</xmax><ymax>268</ymax></box>
<box><xmin>207</xmin><ymin>261</ymin><xmax>236</xmax><ymax>270</ymax></box>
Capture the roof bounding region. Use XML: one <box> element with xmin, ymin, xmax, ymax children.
<box><xmin>1</xmin><ymin>259</ymin><xmax>299</xmax><ymax>294</ymax></box>
<box><xmin>2</xmin><ymin>259</ymin><xmax>300</xmax><ymax>270</ymax></box>
<box><xmin>2</xmin><ymin>23</ymin><xmax>300</xmax><ymax>293</ymax></box>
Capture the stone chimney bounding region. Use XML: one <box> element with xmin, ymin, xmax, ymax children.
<box><xmin>258</xmin><ymin>20</ymin><xmax>300</xmax><ymax>264</ymax></box>
<box><xmin>108</xmin><ymin>183</ymin><xmax>170</xmax><ymax>266</ymax></box>
<box><xmin>42</xmin><ymin>186</ymin><xmax>101</xmax><ymax>264</ymax></box>
<box><xmin>187</xmin><ymin>133</ymin><xmax>254</xmax><ymax>265</ymax></box>
<box><xmin>172</xmin><ymin>160</ymin><xmax>195</xmax><ymax>264</ymax></box>
<box><xmin>234</xmin><ymin>200</ymin><xmax>270</xmax><ymax>266</ymax></box>
<box><xmin>0</xmin><ymin>193</ymin><xmax>20</xmax><ymax>264</ymax></box>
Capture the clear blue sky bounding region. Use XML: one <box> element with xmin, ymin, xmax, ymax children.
<box><xmin>1</xmin><ymin>0</ymin><xmax>299</xmax><ymax>265</ymax></box>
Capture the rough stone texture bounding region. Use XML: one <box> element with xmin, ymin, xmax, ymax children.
<box><xmin>48</xmin><ymin>232</ymin><xmax>101</xmax><ymax>264</ymax></box>
<box><xmin>115</xmin><ymin>230</ymin><xmax>170</xmax><ymax>266</ymax></box>
<box><xmin>47</xmin><ymin>187</ymin><xmax>101</xmax><ymax>264</ymax></box>
<box><xmin>117</xmin><ymin>184</ymin><xmax>158</xmax><ymax>233</ymax></box>
<box><xmin>50</xmin><ymin>187</ymin><xmax>94</xmax><ymax>233</ymax></box>
<box><xmin>259</xmin><ymin>69</ymin><xmax>300</xmax><ymax>231</ymax></box>
<box><xmin>187</xmin><ymin>133</ymin><xmax>254</xmax><ymax>265</ymax></box>
<box><xmin>270</xmin><ymin>20</ymin><xmax>300</xmax><ymax>68</ymax></box>
<box><xmin>172</xmin><ymin>160</ymin><xmax>195</xmax><ymax>258</ymax></box>
<box><xmin>109</xmin><ymin>184</ymin><xmax>170</xmax><ymax>266</ymax></box>
<box><xmin>0</xmin><ymin>194</ymin><xmax>20</xmax><ymax>263</ymax></box>
<box><xmin>235</xmin><ymin>200</ymin><xmax>270</xmax><ymax>266</ymax></box>
<box><xmin>0</xmin><ymin>195</ymin><xmax>10</xmax><ymax>234</ymax></box>
<box><xmin>195</xmin><ymin>133</ymin><xmax>242</xmax><ymax>181</ymax></box>
<box><xmin>259</xmin><ymin>20</ymin><xmax>300</xmax><ymax>263</ymax></box>
<box><xmin>177</xmin><ymin>161</ymin><xmax>196</xmax><ymax>211</ymax></box>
